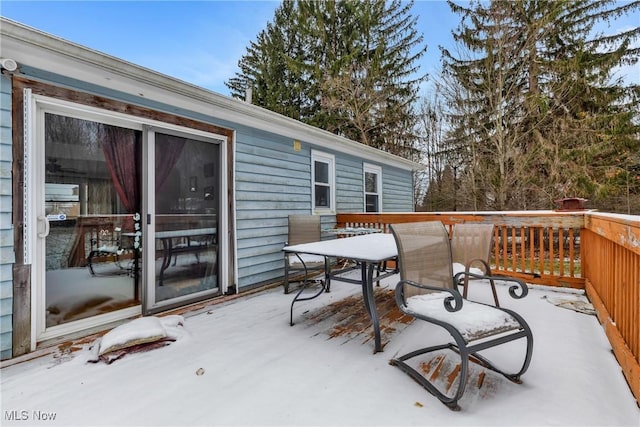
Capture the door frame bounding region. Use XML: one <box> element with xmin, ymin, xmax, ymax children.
<box><xmin>143</xmin><ymin>125</ymin><xmax>229</xmax><ymax>313</ymax></box>
<box><xmin>18</xmin><ymin>80</ymin><xmax>234</xmax><ymax>350</ymax></box>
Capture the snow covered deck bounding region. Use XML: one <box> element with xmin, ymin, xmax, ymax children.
<box><xmin>1</xmin><ymin>272</ymin><xmax>638</xmax><ymax>426</ymax></box>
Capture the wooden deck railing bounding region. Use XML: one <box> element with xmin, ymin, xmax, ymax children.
<box><xmin>336</xmin><ymin>210</ymin><xmax>639</xmax><ymax>403</ymax></box>
<box><xmin>582</xmin><ymin>213</ymin><xmax>639</xmax><ymax>403</ymax></box>
<box><xmin>336</xmin><ymin>211</ymin><xmax>585</xmax><ymax>287</ymax></box>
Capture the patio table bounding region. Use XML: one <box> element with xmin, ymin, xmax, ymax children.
<box><xmin>283</xmin><ymin>233</ymin><xmax>398</xmax><ymax>353</ymax></box>
<box><xmin>155</xmin><ymin>228</ymin><xmax>217</xmax><ymax>286</ymax></box>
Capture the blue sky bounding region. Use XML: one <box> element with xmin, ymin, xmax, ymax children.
<box><xmin>1</xmin><ymin>1</ymin><xmax>637</xmax><ymax>97</ymax></box>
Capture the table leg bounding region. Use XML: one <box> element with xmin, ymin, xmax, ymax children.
<box><xmin>324</xmin><ymin>257</ymin><xmax>332</xmax><ymax>292</ymax></box>
<box><xmin>361</xmin><ymin>262</ymin><xmax>382</xmax><ymax>353</ymax></box>
<box><xmin>159</xmin><ymin>238</ymin><xmax>173</xmax><ymax>286</ymax></box>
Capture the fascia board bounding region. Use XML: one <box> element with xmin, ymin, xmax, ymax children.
<box><xmin>1</xmin><ymin>18</ymin><xmax>423</xmax><ymax>172</ymax></box>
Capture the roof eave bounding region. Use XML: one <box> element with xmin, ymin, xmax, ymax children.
<box><xmin>0</xmin><ymin>17</ymin><xmax>422</xmax><ymax>171</ymax></box>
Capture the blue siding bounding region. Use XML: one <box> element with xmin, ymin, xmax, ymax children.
<box><xmin>234</xmin><ymin>130</ymin><xmax>309</xmax><ymax>287</ymax></box>
<box><xmin>233</xmin><ymin>137</ymin><xmax>413</xmax><ymax>287</ymax></box>
<box><xmin>336</xmin><ymin>155</ymin><xmax>366</xmax><ymax>212</ymax></box>
<box><xmin>383</xmin><ymin>166</ymin><xmax>415</xmax><ymax>212</ymax></box>
<box><xmin>12</xmin><ymin>67</ymin><xmax>414</xmax><ymax>295</ymax></box>
<box><xmin>0</xmin><ymin>74</ymin><xmax>13</xmax><ymax>360</ymax></box>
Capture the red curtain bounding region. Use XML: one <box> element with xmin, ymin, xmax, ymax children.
<box><xmin>99</xmin><ymin>126</ymin><xmax>140</xmax><ymax>215</ymax></box>
<box><xmin>100</xmin><ymin>128</ymin><xmax>185</xmax><ymax>231</ymax></box>
<box><xmin>155</xmin><ymin>134</ymin><xmax>186</xmax><ymax>192</ymax></box>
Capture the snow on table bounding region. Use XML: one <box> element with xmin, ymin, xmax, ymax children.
<box><xmin>283</xmin><ymin>233</ymin><xmax>397</xmax><ymax>262</ymax></box>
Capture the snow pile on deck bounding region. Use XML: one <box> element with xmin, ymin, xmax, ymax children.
<box><xmin>88</xmin><ymin>315</ymin><xmax>186</xmax><ymax>364</ymax></box>
<box><xmin>543</xmin><ymin>293</ymin><xmax>597</xmax><ymax>315</ymax></box>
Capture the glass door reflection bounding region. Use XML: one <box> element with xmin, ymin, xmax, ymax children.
<box><xmin>43</xmin><ymin>113</ymin><xmax>141</xmax><ymax>329</ymax></box>
<box><xmin>152</xmin><ymin>132</ymin><xmax>220</xmax><ymax>304</ymax></box>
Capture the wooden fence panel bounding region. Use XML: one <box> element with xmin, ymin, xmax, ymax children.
<box><xmin>582</xmin><ymin>213</ymin><xmax>639</xmax><ymax>404</ymax></box>
<box><xmin>337</xmin><ymin>211</ymin><xmax>585</xmax><ymax>288</ymax></box>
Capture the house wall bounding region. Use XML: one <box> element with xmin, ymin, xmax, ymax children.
<box><xmin>233</xmin><ymin>131</ymin><xmax>413</xmax><ymax>288</ymax></box>
<box><xmin>0</xmin><ymin>73</ymin><xmax>14</xmax><ymax>360</ymax></box>
<box><xmin>15</xmin><ymin>68</ymin><xmax>414</xmax><ymax>292</ymax></box>
<box><xmin>1</xmin><ymin>58</ymin><xmax>415</xmax><ymax>358</ymax></box>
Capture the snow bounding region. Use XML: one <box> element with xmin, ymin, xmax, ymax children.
<box><xmin>405</xmin><ymin>292</ymin><xmax>521</xmax><ymax>341</ymax></box>
<box><xmin>452</xmin><ymin>262</ymin><xmax>484</xmax><ymax>276</ymax></box>
<box><xmin>97</xmin><ymin>315</ymin><xmax>184</xmax><ymax>356</ymax></box>
<box><xmin>284</xmin><ymin>233</ymin><xmax>397</xmax><ymax>261</ymax></box>
<box><xmin>1</xmin><ymin>271</ymin><xmax>638</xmax><ymax>426</ymax></box>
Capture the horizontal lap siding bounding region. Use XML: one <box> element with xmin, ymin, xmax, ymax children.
<box><xmin>234</xmin><ymin>148</ymin><xmax>417</xmax><ymax>288</ymax></box>
<box><xmin>235</xmin><ymin>131</ymin><xmax>315</xmax><ymax>288</ymax></box>
<box><xmin>336</xmin><ymin>157</ymin><xmax>414</xmax><ymax>213</ymax></box>
<box><xmin>0</xmin><ymin>75</ymin><xmax>13</xmax><ymax>360</ymax></box>
<box><xmin>383</xmin><ymin>166</ymin><xmax>413</xmax><ymax>212</ymax></box>
<box><xmin>336</xmin><ymin>156</ymin><xmax>365</xmax><ymax>212</ymax></box>
<box><xmin>8</xmin><ymin>68</ymin><xmax>415</xmax><ymax>296</ymax></box>
<box><xmin>235</xmin><ymin>138</ymin><xmax>414</xmax><ymax>289</ymax></box>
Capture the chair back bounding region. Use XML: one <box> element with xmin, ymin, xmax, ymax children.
<box><xmin>390</xmin><ymin>221</ymin><xmax>454</xmax><ymax>298</ymax></box>
<box><xmin>450</xmin><ymin>223</ymin><xmax>494</xmax><ymax>266</ymax></box>
<box><xmin>288</xmin><ymin>215</ymin><xmax>321</xmax><ymax>246</ymax></box>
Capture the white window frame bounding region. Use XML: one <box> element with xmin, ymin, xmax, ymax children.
<box><xmin>363</xmin><ymin>163</ymin><xmax>383</xmax><ymax>213</ymax></box>
<box><xmin>311</xmin><ymin>150</ymin><xmax>335</xmax><ymax>214</ymax></box>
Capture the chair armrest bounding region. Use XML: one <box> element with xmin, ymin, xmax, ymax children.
<box><xmin>395</xmin><ymin>279</ymin><xmax>464</xmax><ymax>313</ymax></box>
<box><xmin>453</xmin><ymin>271</ymin><xmax>528</xmax><ymax>299</ymax></box>
<box><xmin>465</xmin><ymin>258</ymin><xmax>491</xmax><ymax>275</ymax></box>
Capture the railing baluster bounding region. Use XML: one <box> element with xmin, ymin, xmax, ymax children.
<box><xmin>502</xmin><ymin>226</ymin><xmax>508</xmax><ymax>271</ymax></box>
<box><xmin>569</xmin><ymin>228</ymin><xmax>575</xmax><ymax>277</ymax></box>
<box><xmin>510</xmin><ymin>227</ymin><xmax>516</xmax><ymax>271</ymax></box>
<box><xmin>495</xmin><ymin>226</ymin><xmax>500</xmax><ymax>268</ymax></box>
<box><xmin>549</xmin><ymin>226</ymin><xmax>555</xmax><ymax>277</ymax></box>
<box><xmin>520</xmin><ymin>227</ymin><xmax>526</xmax><ymax>273</ymax></box>
<box><xmin>558</xmin><ymin>228</ymin><xmax>565</xmax><ymax>277</ymax></box>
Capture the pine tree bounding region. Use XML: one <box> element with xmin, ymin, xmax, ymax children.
<box><xmin>226</xmin><ymin>0</ymin><xmax>427</xmax><ymax>157</ymax></box>
<box><xmin>440</xmin><ymin>0</ymin><xmax>639</xmax><ymax>211</ymax></box>
<box><xmin>226</xmin><ymin>1</ymin><xmax>312</xmax><ymax>120</ymax></box>
<box><xmin>441</xmin><ymin>1</ymin><xmax>533</xmax><ymax>210</ymax></box>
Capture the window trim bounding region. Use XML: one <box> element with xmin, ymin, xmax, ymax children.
<box><xmin>363</xmin><ymin>163</ymin><xmax>383</xmax><ymax>213</ymax></box>
<box><xmin>311</xmin><ymin>150</ymin><xmax>335</xmax><ymax>214</ymax></box>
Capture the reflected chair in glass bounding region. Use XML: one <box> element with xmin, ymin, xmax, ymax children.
<box><xmin>86</xmin><ymin>223</ymin><xmax>135</xmax><ymax>276</ymax></box>
<box><xmin>389</xmin><ymin>221</ymin><xmax>533</xmax><ymax>411</ymax></box>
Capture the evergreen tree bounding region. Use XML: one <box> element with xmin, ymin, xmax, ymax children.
<box><xmin>227</xmin><ymin>1</ymin><xmax>312</xmax><ymax>120</ymax></box>
<box><xmin>441</xmin><ymin>1</ymin><xmax>533</xmax><ymax>210</ymax></box>
<box><xmin>440</xmin><ymin>0</ymin><xmax>639</xmax><ymax>211</ymax></box>
<box><xmin>226</xmin><ymin>0</ymin><xmax>427</xmax><ymax>156</ymax></box>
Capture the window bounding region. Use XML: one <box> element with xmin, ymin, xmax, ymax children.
<box><xmin>312</xmin><ymin>150</ymin><xmax>335</xmax><ymax>213</ymax></box>
<box><xmin>364</xmin><ymin>163</ymin><xmax>382</xmax><ymax>212</ymax></box>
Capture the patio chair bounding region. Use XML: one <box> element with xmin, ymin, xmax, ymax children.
<box><xmin>283</xmin><ymin>215</ymin><xmax>327</xmax><ymax>294</ymax></box>
<box><xmin>87</xmin><ymin>224</ymin><xmax>135</xmax><ymax>276</ymax></box>
<box><xmin>450</xmin><ymin>223</ymin><xmax>500</xmax><ymax>306</ymax></box>
<box><xmin>389</xmin><ymin>221</ymin><xmax>533</xmax><ymax>411</ymax></box>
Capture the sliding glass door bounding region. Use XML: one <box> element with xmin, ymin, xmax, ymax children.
<box><xmin>32</xmin><ymin>97</ymin><xmax>226</xmax><ymax>343</ymax></box>
<box><xmin>38</xmin><ymin>112</ymin><xmax>141</xmax><ymax>338</ymax></box>
<box><xmin>145</xmin><ymin>130</ymin><xmax>221</xmax><ymax>311</ymax></box>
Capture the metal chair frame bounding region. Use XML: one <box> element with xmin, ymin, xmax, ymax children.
<box><xmin>451</xmin><ymin>223</ymin><xmax>500</xmax><ymax>306</ymax></box>
<box><xmin>389</xmin><ymin>221</ymin><xmax>534</xmax><ymax>411</ymax></box>
<box><xmin>283</xmin><ymin>215</ymin><xmax>327</xmax><ymax>294</ymax></box>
